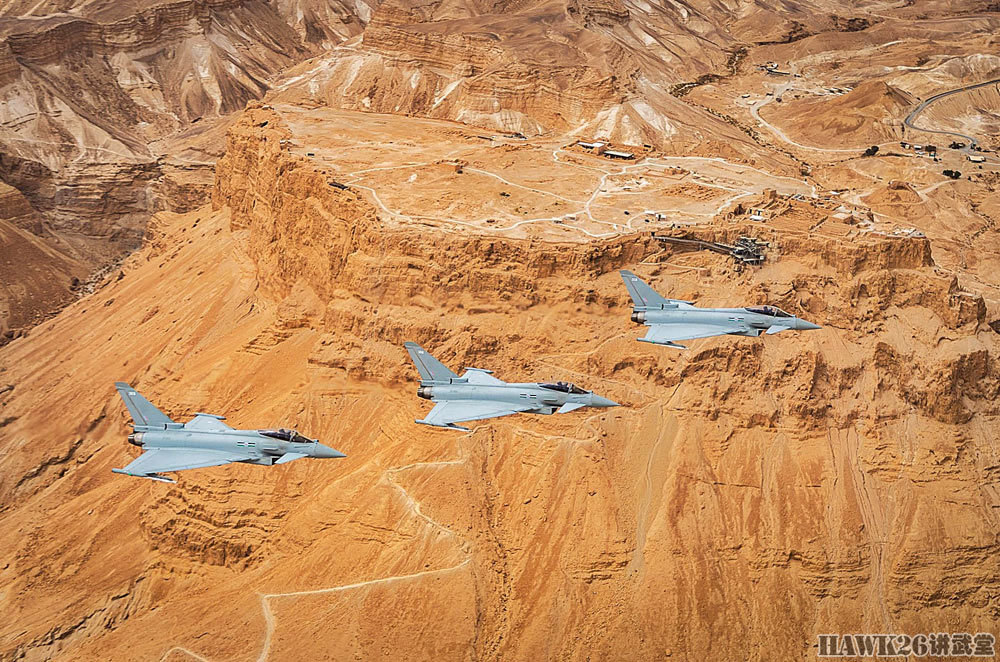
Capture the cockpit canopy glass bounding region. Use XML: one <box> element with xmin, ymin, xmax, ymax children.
<box><xmin>744</xmin><ymin>305</ymin><xmax>792</xmax><ymax>318</ymax></box>
<box><xmin>259</xmin><ymin>428</ymin><xmax>313</xmax><ymax>444</ymax></box>
<box><xmin>539</xmin><ymin>381</ymin><xmax>589</xmax><ymax>394</ymax></box>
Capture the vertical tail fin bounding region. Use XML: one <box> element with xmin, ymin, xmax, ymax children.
<box><xmin>403</xmin><ymin>342</ymin><xmax>459</xmax><ymax>383</ymax></box>
<box><xmin>114</xmin><ymin>382</ymin><xmax>176</xmax><ymax>429</ymax></box>
<box><xmin>620</xmin><ymin>270</ymin><xmax>669</xmax><ymax>309</ymax></box>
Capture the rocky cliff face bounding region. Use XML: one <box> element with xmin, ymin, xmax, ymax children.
<box><xmin>3</xmin><ymin>107</ymin><xmax>994</xmax><ymax>659</ymax></box>
<box><xmin>214</xmin><ymin>110</ymin><xmax>998</xmax><ymax>419</ymax></box>
<box><xmin>0</xmin><ymin>0</ymin><xmax>952</xmax><ymax>339</ymax></box>
<box><xmin>204</xmin><ymin>112</ymin><xmax>1000</xmax><ymax>659</ymax></box>
<box><xmin>270</xmin><ymin>0</ymin><xmax>757</xmax><ymax>149</ymax></box>
<box><xmin>0</xmin><ymin>182</ymin><xmax>84</xmax><ymax>337</ymax></box>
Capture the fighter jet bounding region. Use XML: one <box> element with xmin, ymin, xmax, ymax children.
<box><xmin>620</xmin><ymin>270</ymin><xmax>820</xmax><ymax>349</ymax></box>
<box><xmin>404</xmin><ymin>342</ymin><xmax>619</xmax><ymax>430</ymax></box>
<box><xmin>111</xmin><ymin>382</ymin><xmax>345</xmax><ymax>483</ymax></box>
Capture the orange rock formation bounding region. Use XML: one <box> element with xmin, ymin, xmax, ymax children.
<box><xmin>2</xmin><ymin>2</ymin><xmax>1000</xmax><ymax>661</ymax></box>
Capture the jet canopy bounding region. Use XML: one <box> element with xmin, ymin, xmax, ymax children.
<box><xmin>259</xmin><ymin>428</ymin><xmax>314</xmax><ymax>443</ymax></box>
<box><xmin>745</xmin><ymin>305</ymin><xmax>792</xmax><ymax>318</ymax></box>
<box><xmin>539</xmin><ymin>381</ymin><xmax>589</xmax><ymax>394</ymax></box>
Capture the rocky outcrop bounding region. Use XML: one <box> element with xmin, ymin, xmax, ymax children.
<box><xmin>0</xmin><ymin>0</ymin><xmax>376</xmax><ymax>333</ymax></box>
<box><xmin>0</xmin><ymin>177</ymin><xmax>42</xmax><ymax>234</ymax></box>
<box><xmin>567</xmin><ymin>0</ymin><xmax>630</xmax><ymax>28</ymax></box>
<box><xmin>214</xmin><ymin>106</ymin><xmax>659</xmax><ymax>302</ymax></box>
<box><xmin>215</xmin><ymin>110</ymin><xmax>999</xmax><ymax>437</ymax></box>
<box><xmin>0</xmin><ymin>181</ymin><xmax>83</xmax><ymax>336</ymax></box>
<box><xmin>764</xmin><ymin>81</ymin><xmax>914</xmax><ymax>147</ymax></box>
<box><xmin>363</xmin><ymin>10</ymin><xmax>509</xmax><ymax>75</ymax></box>
<box><xmin>0</xmin><ymin>41</ymin><xmax>17</xmax><ymax>87</ymax></box>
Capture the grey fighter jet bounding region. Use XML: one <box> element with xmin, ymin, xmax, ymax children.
<box><xmin>404</xmin><ymin>342</ymin><xmax>619</xmax><ymax>430</ymax></box>
<box><xmin>620</xmin><ymin>270</ymin><xmax>820</xmax><ymax>349</ymax></box>
<box><xmin>112</xmin><ymin>382</ymin><xmax>345</xmax><ymax>483</ymax></box>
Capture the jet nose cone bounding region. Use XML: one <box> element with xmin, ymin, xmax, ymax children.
<box><xmin>591</xmin><ymin>395</ymin><xmax>620</xmax><ymax>408</ymax></box>
<box><xmin>314</xmin><ymin>443</ymin><xmax>347</xmax><ymax>459</ymax></box>
<box><xmin>798</xmin><ymin>319</ymin><xmax>822</xmax><ymax>331</ymax></box>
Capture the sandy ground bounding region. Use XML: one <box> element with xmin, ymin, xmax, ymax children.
<box><xmin>275</xmin><ymin>105</ymin><xmax>816</xmax><ymax>240</ymax></box>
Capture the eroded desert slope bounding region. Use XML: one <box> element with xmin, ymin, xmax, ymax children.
<box><xmin>0</xmin><ymin>100</ymin><xmax>998</xmax><ymax>660</ymax></box>
<box><xmin>0</xmin><ymin>0</ymin><xmax>377</xmax><ymax>338</ymax></box>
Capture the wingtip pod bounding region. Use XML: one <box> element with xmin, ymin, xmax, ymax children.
<box><xmin>111</xmin><ymin>468</ymin><xmax>176</xmax><ymax>484</ymax></box>
<box><xmin>192</xmin><ymin>412</ymin><xmax>226</xmax><ymax>420</ymax></box>
<box><xmin>415</xmin><ymin>418</ymin><xmax>470</xmax><ymax>432</ymax></box>
<box><xmin>637</xmin><ymin>337</ymin><xmax>688</xmax><ymax>349</ymax></box>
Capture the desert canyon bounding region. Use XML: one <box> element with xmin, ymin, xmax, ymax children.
<box><xmin>0</xmin><ymin>0</ymin><xmax>999</xmax><ymax>660</ymax></box>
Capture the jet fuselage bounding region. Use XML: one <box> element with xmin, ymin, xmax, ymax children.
<box><xmin>417</xmin><ymin>382</ymin><xmax>616</xmax><ymax>412</ymax></box>
<box><xmin>128</xmin><ymin>428</ymin><xmax>344</xmax><ymax>465</ymax></box>
<box><xmin>633</xmin><ymin>307</ymin><xmax>821</xmax><ymax>336</ymax></box>
<box><xmin>127</xmin><ymin>429</ymin><xmax>344</xmax><ymax>465</ymax></box>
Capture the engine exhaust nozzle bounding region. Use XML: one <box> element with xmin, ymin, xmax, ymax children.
<box><xmin>630</xmin><ymin>310</ymin><xmax>646</xmax><ymax>324</ymax></box>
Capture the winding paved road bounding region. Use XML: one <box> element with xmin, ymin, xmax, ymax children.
<box><xmin>903</xmin><ymin>77</ymin><xmax>1000</xmax><ymax>150</ymax></box>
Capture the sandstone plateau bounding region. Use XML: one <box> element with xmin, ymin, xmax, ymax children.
<box><xmin>1</xmin><ymin>1</ymin><xmax>1000</xmax><ymax>661</ymax></box>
